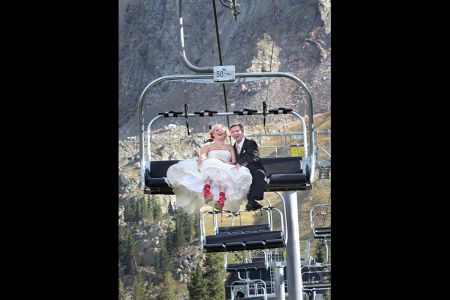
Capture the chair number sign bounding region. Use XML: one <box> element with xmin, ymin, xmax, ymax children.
<box><xmin>214</xmin><ymin>65</ymin><xmax>235</xmax><ymax>82</ymax></box>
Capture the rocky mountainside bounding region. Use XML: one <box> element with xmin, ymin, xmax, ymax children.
<box><xmin>119</xmin><ymin>0</ymin><xmax>331</xmax><ymax>139</ymax></box>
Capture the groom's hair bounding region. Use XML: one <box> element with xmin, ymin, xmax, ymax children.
<box><xmin>230</xmin><ymin>123</ymin><xmax>244</xmax><ymax>132</ymax></box>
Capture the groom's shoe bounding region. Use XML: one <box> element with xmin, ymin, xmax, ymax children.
<box><xmin>203</xmin><ymin>184</ymin><xmax>213</xmax><ymax>203</ymax></box>
<box><xmin>245</xmin><ymin>200</ymin><xmax>263</xmax><ymax>211</ymax></box>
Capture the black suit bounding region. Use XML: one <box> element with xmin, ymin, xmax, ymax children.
<box><xmin>234</xmin><ymin>138</ymin><xmax>266</xmax><ymax>201</ymax></box>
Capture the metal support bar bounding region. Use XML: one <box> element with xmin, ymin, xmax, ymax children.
<box><xmin>285</xmin><ymin>190</ymin><xmax>304</xmax><ymax>300</ymax></box>
<box><xmin>177</xmin><ymin>0</ymin><xmax>213</xmax><ymax>73</ymax></box>
<box><xmin>274</xmin><ymin>267</ymin><xmax>285</xmax><ymax>300</ymax></box>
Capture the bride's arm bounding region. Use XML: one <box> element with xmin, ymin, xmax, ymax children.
<box><xmin>228</xmin><ymin>145</ymin><xmax>237</xmax><ymax>165</ymax></box>
<box><xmin>198</xmin><ymin>145</ymin><xmax>209</xmax><ymax>168</ymax></box>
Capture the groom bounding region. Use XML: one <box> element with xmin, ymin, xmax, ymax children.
<box><xmin>230</xmin><ymin>123</ymin><xmax>266</xmax><ymax>211</ymax></box>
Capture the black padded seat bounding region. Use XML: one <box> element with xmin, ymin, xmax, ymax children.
<box><xmin>144</xmin><ymin>160</ymin><xmax>180</xmax><ymax>194</ymax></box>
<box><xmin>238</xmin><ymin>297</ymin><xmax>265</xmax><ymax>300</ymax></box>
<box><xmin>218</xmin><ymin>224</ymin><xmax>270</xmax><ymax>235</ymax></box>
<box><xmin>262</xmin><ymin>156</ymin><xmax>309</xmax><ymax>191</ymax></box>
<box><xmin>302</xmin><ymin>283</ymin><xmax>331</xmax><ymax>290</ymax></box>
<box><xmin>226</xmin><ymin>262</ymin><xmax>267</xmax><ymax>272</ymax></box>
<box><xmin>313</xmin><ymin>227</ymin><xmax>331</xmax><ymax>238</ymax></box>
<box><xmin>144</xmin><ymin>156</ymin><xmax>311</xmax><ymax>194</ymax></box>
<box><xmin>204</xmin><ymin>230</ymin><xmax>284</xmax><ymax>252</ymax></box>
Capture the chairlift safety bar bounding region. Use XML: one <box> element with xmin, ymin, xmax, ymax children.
<box><xmin>146</xmin><ymin>110</ymin><xmax>308</xmax><ymax>166</ymax></box>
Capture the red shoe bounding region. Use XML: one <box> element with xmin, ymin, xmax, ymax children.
<box><xmin>214</xmin><ymin>192</ymin><xmax>226</xmax><ymax>211</ymax></box>
<box><xmin>203</xmin><ymin>184</ymin><xmax>213</xmax><ymax>203</ymax></box>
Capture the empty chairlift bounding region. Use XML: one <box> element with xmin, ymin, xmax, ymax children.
<box><xmin>230</xmin><ymin>278</ymin><xmax>268</xmax><ymax>300</ymax></box>
<box><xmin>309</xmin><ymin>204</ymin><xmax>331</xmax><ymax>239</ymax></box>
<box><xmin>224</xmin><ymin>247</ymin><xmax>286</xmax><ymax>273</ymax></box>
<box><xmin>200</xmin><ymin>202</ymin><xmax>287</xmax><ymax>252</ymax></box>
<box><xmin>225</xmin><ymin>250</ymin><xmax>269</xmax><ymax>273</ymax></box>
<box><xmin>301</xmin><ymin>262</ymin><xmax>331</xmax><ymax>299</ymax></box>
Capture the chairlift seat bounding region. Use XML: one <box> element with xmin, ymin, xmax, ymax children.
<box><xmin>302</xmin><ymin>282</ymin><xmax>331</xmax><ymax>290</ymax></box>
<box><xmin>218</xmin><ymin>224</ymin><xmax>270</xmax><ymax>235</ymax></box>
<box><xmin>204</xmin><ymin>230</ymin><xmax>284</xmax><ymax>252</ymax></box>
<box><xmin>144</xmin><ymin>156</ymin><xmax>310</xmax><ymax>194</ymax></box>
<box><xmin>313</xmin><ymin>227</ymin><xmax>331</xmax><ymax>238</ymax></box>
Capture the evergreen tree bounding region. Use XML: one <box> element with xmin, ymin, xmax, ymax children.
<box><xmin>151</xmin><ymin>196</ymin><xmax>161</xmax><ymax>221</ymax></box>
<box><xmin>203</xmin><ymin>253</ymin><xmax>226</xmax><ymax>300</ymax></box>
<box><xmin>315</xmin><ymin>240</ymin><xmax>325</xmax><ymax>263</ymax></box>
<box><xmin>134</xmin><ymin>199</ymin><xmax>142</xmax><ymax>223</ymax></box>
<box><xmin>132</xmin><ymin>272</ymin><xmax>146</xmax><ymax>300</ymax></box>
<box><xmin>188</xmin><ymin>267</ymin><xmax>208</xmax><ymax>300</ymax></box>
<box><xmin>155</xmin><ymin>244</ymin><xmax>172</xmax><ymax>280</ymax></box>
<box><xmin>165</xmin><ymin>226</ymin><xmax>176</xmax><ymax>253</ymax></box>
<box><xmin>119</xmin><ymin>227</ymin><xmax>136</xmax><ymax>274</ymax></box>
<box><xmin>175</xmin><ymin>210</ymin><xmax>186</xmax><ymax>247</ymax></box>
<box><xmin>119</xmin><ymin>278</ymin><xmax>127</xmax><ymax>300</ymax></box>
<box><xmin>183</xmin><ymin>211</ymin><xmax>195</xmax><ymax>242</ymax></box>
<box><xmin>193</xmin><ymin>213</ymin><xmax>200</xmax><ymax>239</ymax></box>
<box><xmin>138</xmin><ymin>196</ymin><xmax>151</xmax><ymax>223</ymax></box>
<box><xmin>124</xmin><ymin>201</ymin><xmax>134</xmax><ymax>224</ymax></box>
<box><xmin>167</xmin><ymin>200</ymin><xmax>174</xmax><ymax>216</ymax></box>
<box><xmin>157</xmin><ymin>272</ymin><xmax>178</xmax><ymax>300</ymax></box>
<box><xmin>145</xmin><ymin>195</ymin><xmax>153</xmax><ymax>223</ymax></box>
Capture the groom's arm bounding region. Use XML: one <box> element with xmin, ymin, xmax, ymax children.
<box><xmin>237</xmin><ymin>140</ymin><xmax>261</xmax><ymax>167</ymax></box>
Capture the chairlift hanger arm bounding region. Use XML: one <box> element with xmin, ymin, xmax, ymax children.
<box><xmin>177</xmin><ymin>0</ymin><xmax>213</xmax><ymax>73</ymax></box>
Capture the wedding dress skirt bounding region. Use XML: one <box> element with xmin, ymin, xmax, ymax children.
<box><xmin>165</xmin><ymin>149</ymin><xmax>252</xmax><ymax>214</ymax></box>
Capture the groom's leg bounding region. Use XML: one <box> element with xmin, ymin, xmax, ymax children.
<box><xmin>245</xmin><ymin>169</ymin><xmax>266</xmax><ymax>211</ymax></box>
<box><xmin>250</xmin><ymin>169</ymin><xmax>266</xmax><ymax>201</ymax></box>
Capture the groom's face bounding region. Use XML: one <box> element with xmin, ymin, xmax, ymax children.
<box><xmin>230</xmin><ymin>126</ymin><xmax>244</xmax><ymax>143</ymax></box>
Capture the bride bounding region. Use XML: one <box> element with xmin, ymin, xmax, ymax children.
<box><xmin>165</xmin><ymin>124</ymin><xmax>252</xmax><ymax>214</ymax></box>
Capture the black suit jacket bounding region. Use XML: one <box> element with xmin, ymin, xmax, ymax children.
<box><xmin>235</xmin><ymin>138</ymin><xmax>265</xmax><ymax>173</ymax></box>
<box><xmin>235</xmin><ymin>138</ymin><xmax>266</xmax><ymax>201</ymax></box>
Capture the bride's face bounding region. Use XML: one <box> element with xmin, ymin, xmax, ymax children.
<box><xmin>212</xmin><ymin>126</ymin><xmax>226</xmax><ymax>140</ymax></box>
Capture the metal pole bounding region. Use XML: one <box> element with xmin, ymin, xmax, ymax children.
<box><xmin>327</xmin><ymin>128</ymin><xmax>331</xmax><ymax>156</ymax></box>
<box><xmin>285</xmin><ymin>190</ymin><xmax>304</xmax><ymax>300</ymax></box>
<box><xmin>274</xmin><ymin>267</ymin><xmax>285</xmax><ymax>300</ymax></box>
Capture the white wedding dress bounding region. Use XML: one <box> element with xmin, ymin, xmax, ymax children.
<box><xmin>165</xmin><ymin>149</ymin><xmax>252</xmax><ymax>214</ymax></box>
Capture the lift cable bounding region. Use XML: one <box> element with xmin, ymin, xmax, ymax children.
<box><xmin>211</xmin><ymin>0</ymin><xmax>230</xmax><ymax>129</ymax></box>
<box><xmin>263</xmin><ymin>1</ymin><xmax>280</xmax><ymax>133</ymax></box>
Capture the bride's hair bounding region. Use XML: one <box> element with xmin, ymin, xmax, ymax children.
<box><xmin>209</xmin><ymin>124</ymin><xmax>230</xmax><ymax>140</ymax></box>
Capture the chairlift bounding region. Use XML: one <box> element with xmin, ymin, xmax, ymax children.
<box><xmin>141</xmin><ymin>105</ymin><xmax>313</xmax><ymax>194</ymax></box>
<box><xmin>315</xmin><ymin>129</ymin><xmax>331</xmax><ymax>180</ymax></box>
<box><xmin>200</xmin><ymin>205</ymin><xmax>286</xmax><ymax>253</ymax></box>
<box><xmin>309</xmin><ymin>204</ymin><xmax>331</xmax><ymax>239</ymax></box>
<box><xmin>225</xmin><ymin>249</ymin><xmax>269</xmax><ymax>273</ymax></box>
<box><xmin>301</xmin><ymin>256</ymin><xmax>331</xmax><ymax>299</ymax></box>
<box><xmin>230</xmin><ymin>278</ymin><xmax>267</xmax><ymax>300</ymax></box>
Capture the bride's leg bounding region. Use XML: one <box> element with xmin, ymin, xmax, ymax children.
<box><xmin>203</xmin><ymin>179</ymin><xmax>213</xmax><ymax>203</ymax></box>
<box><xmin>214</xmin><ymin>185</ymin><xmax>226</xmax><ymax>211</ymax></box>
